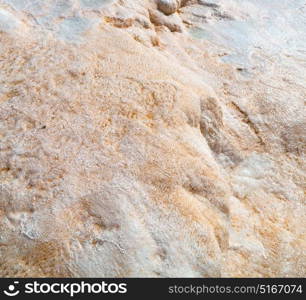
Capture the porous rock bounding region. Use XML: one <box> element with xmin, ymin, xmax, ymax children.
<box><xmin>0</xmin><ymin>0</ymin><xmax>305</xmax><ymax>278</ymax></box>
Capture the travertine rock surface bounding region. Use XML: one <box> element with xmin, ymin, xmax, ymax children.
<box><xmin>0</xmin><ymin>0</ymin><xmax>305</xmax><ymax>277</ymax></box>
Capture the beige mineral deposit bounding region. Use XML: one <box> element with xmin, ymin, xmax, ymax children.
<box><xmin>0</xmin><ymin>0</ymin><xmax>305</xmax><ymax>277</ymax></box>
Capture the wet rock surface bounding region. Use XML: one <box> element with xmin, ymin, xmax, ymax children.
<box><xmin>0</xmin><ymin>0</ymin><xmax>305</xmax><ymax>277</ymax></box>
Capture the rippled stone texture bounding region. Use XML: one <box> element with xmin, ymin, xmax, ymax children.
<box><xmin>0</xmin><ymin>0</ymin><xmax>305</xmax><ymax>277</ymax></box>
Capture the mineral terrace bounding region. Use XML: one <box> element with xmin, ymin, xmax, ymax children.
<box><xmin>0</xmin><ymin>0</ymin><xmax>305</xmax><ymax>277</ymax></box>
